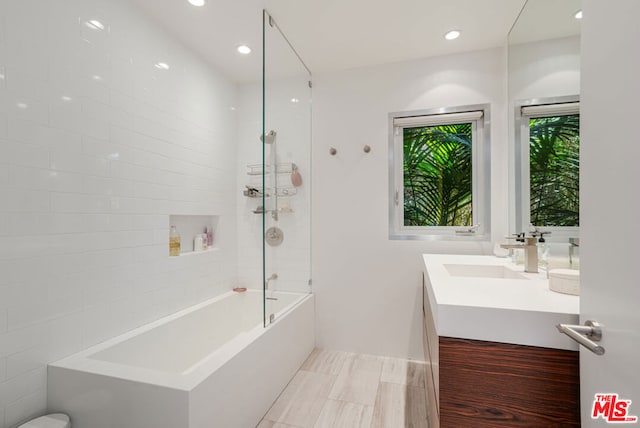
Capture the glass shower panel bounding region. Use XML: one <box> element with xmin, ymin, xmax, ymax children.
<box><xmin>262</xmin><ymin>10</ymin><xmax>312</xmax><ymax>326</ymax></box>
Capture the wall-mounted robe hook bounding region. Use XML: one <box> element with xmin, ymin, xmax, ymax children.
<box><xmin>363</xmin><ymin>145</ymin><xmax>371</xmax><ymax>153</ymax></box>
<box><xmin>329</xmin><ymin>147</ymin><xmax>337</xmax><ymax>156</ymax></box>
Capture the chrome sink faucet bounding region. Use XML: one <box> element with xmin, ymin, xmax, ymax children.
<box><xmin>501</xmin><ymin>235</ymin><xmax>539</xmax><ymax>273</ymax></box>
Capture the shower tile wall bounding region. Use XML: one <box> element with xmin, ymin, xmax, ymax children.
<box><xmin>0</xmin><ymin>0</ymin><xmax>237</xmax><ymax>426</ymax></box>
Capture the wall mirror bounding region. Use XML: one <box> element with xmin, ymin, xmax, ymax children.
<box><xmin>507</xmin><ymin>0</ymin><xmax>582</xmax><ymax>242</ymax></box>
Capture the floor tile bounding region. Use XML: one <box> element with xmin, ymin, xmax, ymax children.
<box><xmin>264</xmin><ymin>370</ymin><xmax>335</xmax><ymax>428</ymax></box>
<box><xmin>302</xmin><ymin>348</ymin><xmax>352</xmax><ymax>376</ymax></box>
<box><xmin>371</xmin><ymin>382</ymin><xmax>428</xmax><ymax>428</ymax></box>
<box><xmin>257</xmin><ymin>420</ymin><xmax>301</xmax><ymax>428</ymax></box>
<box><xmin>314</xmin><ymin>399</ymin><xmax>373</xmax><ymax>428</ymax></box>
<box><xmin>381</xmin><ymin>358</ymin><xmax>426</xmax><ymax>388</ymax></box>
<box><xmin>329</xmin><ymin>354</ymin><xmax>383</xmax><ymax>406</ymax></box>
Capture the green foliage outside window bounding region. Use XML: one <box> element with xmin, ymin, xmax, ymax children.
<box><xmin>529</xmin><ymin>114</ymin><xmax>580</xmax><ymax>227</ymax></box>
<box><xmin>403</xmin><ymin>124</ymin><xmax>472</xmax><ymax>226</ymax></box>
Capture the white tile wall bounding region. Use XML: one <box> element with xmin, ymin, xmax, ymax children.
<box><xmin>0</xmin><ymin>0</ymin><xmax>238</xmax><ymax>426</ymax></box>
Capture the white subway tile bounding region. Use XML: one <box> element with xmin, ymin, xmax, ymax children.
<box><xmin>84</xmin><ymin>248</ymin><xmax>133</xmax><ymax>270</ymax></box>
<box><xmin>5</xmin><ymin>345</ymin><xmax>46</xmax><ymax>381</ymax></box>
<box><xmin>0</xmin><ymin>163</ymin><xmax>10</xmax><ymax>187</ymax></box>
<box><xmin>50</xmin><ymin>150</ymin><xmax>109</xmax><ymax>176</ymax></box>
<box><xmin>49</xmin><ymin>95</ymin><xmax>82</xmax><ymax>133</ymax></box>
<box><xmin>7</xmin><ymin>299</ymin><xmax>49</xmax><ymax>331</ymax></box>
<box><xmin>0</xmin><ymin>213</ymin><xmax>7</xmax><ymax>236</ymax></box>
<box><xmin>0</xmin><ymin>357</ymin><xmax>6</xmax><ymax>382</ymax></box>
<box><xmin>82</xmin><ymin>176</ymin><xmax>136</xmax><ymax>197</ymax></box>
<box><xmin>51</xmin><ymin>193</ymin><xmax>110</xmax><ymax>213</ymax></box>
<box><xmin>46</xmin><ymin>253</ymin><xmax>88</xmax><ymax>276</ymax></box>
<box><xmin>48</xmin><ymin>212</ymin><xmax>87</xmax><ymax>234</ymax></box>
<box><xmin>8</xmin><ymin>166</ymin><xmax>83</xmax><ymax>193</ymax></box>
<box><xmin>0</xmin><ymin>189</ymin><xmax>50</xmax><ymax>212</ymax></box>
<box><xmin>7</xmin><ymin>119</ymin><xmax>81</xmax><ymax>153</ymax></box>
<box><xmin>0</xmin><ymin>322</ymin><xmax>47</xmax><ymax>358</ymax></box>
<box><xmin>0</xmin><ymin>141</ymin><xmax>49</xmax><ymax>169</ymax></box>
<box><xmin>0</xmin><ymin>309</ymin><xmax>6</xmax><ymax>334</ymax></box>
<box><xmin>0</xmin><ymin>112</ymin><xmax>7</xmax><ymax>140</ymax></box>
<box><xmin>4</xmin><ymin>386</ymin><xmax>46</xmax><ymax>428</ymax></box>
<box><xmin>81</xmin><ymin>303</ymin><xmax>113</xmax><ymax>348</ymax></box>
<box><xmin>153</xmin><ymin>228</ymin><xmax>169</xmax><ymax>245</ymax></box>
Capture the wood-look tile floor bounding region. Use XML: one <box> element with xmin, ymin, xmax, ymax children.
<box><xmin>258</xmin><ymin>349</ymin><xmax>430</xmax><ymax>428</ymax></box>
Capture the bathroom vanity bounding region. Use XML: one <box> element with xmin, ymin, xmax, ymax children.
<box><xmin>422</xmin><ymin>254</ymin><xmax>580</xmax><ymax>427</ymax></box>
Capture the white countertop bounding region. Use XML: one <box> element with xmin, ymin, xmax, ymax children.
<box><xmin>423</xmin><ymin>254</ymin><xmax>580</xmax><ymax>350</ymax></box>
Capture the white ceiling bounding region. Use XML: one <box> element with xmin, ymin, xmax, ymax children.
<box><xmin>131</xmin><ymin>0</ymin><xmax>539</xmax><ymax>83</ymax></box>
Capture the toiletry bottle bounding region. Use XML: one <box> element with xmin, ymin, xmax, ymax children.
<box><xmin>202</xmin><ymin>233</ymin><xmax>208</xmax><ymax>250</ymax></box>
<box><xmin>194</xmin><ymin>234</ymin><xmax>203</xmax><ymax>252</ymax></box>
<box><xmin>205</xmin><ymin>226</ymin><xmax>213</xmax><ymax>247</ymax></box>
<box><xmin>537</xmin><ymin>232</ymin><xmax>551</xmax><ymax>272</ymax></box>
<box><xmin>169</xmin><ymin>226</ymin><xmax>181</xmax><ymax>256</ymax></box>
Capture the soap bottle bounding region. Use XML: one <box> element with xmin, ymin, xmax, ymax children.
<box><xmin>205</xmin><ymin>226</ymin><xmax>213</xmax><ymax>247</ymax></box>
<box><xmin>194</xmin><ymin>234</ymin><xmax>203</xmax><ymax>252</ymax></box>
<box><xmin>169</xmin><ymin>225</ymin><xmax>181</xmax><ymax>256</ymax></box>
<box><xmin>537</xmin><ymin>232</ymin><xmax>550</xmax><ymax>273</ymax></box>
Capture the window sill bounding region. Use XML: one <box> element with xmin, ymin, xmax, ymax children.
<box><xmin>389</xmin><ymin>232</ymin><xmax>491</xmax><ymax>242</ymax></box>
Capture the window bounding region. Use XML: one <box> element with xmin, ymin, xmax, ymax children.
<box><xmin>514</xmin><ymin>97</ymin><xmax>579</xmax><ymax>235</ymax></box>
<box><xmin>389</xmin><ymin>104</ymin><xmax>491</xmax><ymax>239</ymax></box>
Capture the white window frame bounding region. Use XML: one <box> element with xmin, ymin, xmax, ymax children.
<box><xmin>388</xmin><ymin>104</ymin><xmax>491</xmax><ymax>240</ymax></box>
<box><xmin>513</xmin><ymin>95</ymin><xmax>579</xmax><ymax>240</ymax></box>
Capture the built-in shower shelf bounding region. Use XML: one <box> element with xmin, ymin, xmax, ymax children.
<box><xmin>168</xmin><ymin>214</ymin><xmax>219</xmax><ymax>257</ymax></box>
<box><xmin>172</xmin><ymin>248</ymin><xmax>219</xmax><ymax>257</ymax></box>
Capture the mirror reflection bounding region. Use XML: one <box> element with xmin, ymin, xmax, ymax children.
<box><xmin>508</xmin><ymin>0</ymin><xmax>582</xmax><ymax>240</ymax></box>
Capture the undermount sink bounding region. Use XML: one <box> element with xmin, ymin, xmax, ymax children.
<box><xmin>444</xmin><ymin>263</ymin><xmax>527</xmax><ymax>280</ymax></box>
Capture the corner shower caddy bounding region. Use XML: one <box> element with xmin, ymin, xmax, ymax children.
<box><xmin>244</xmin><ymin>162</ymin><xmax>298</xmax><ymax>219</ymax></box>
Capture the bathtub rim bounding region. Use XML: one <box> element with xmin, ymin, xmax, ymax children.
<box><xmin>48</xmin><ymin>289</ymin><xmax>312</xmax><ymax>391</ymax></box>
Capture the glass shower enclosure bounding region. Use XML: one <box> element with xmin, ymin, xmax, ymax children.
<box><xmin>261</xmin><ymin>10</ymin><xmax>312</xmax><ymax>326</ymax></box>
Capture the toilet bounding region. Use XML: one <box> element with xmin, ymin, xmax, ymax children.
<box><xmin>18</xmin><ymin>414</ymin><xmax>70</xmax><ymax>428</ymax></box>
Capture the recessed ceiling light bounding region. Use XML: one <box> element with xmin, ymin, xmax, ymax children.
<box><xmin>92</xmin><ymin>75</ymin><xmax>102</xmax><ymax>81</ymax></box>
<box><xmin>291</xmin><ymin>98</ymin><xmax>300</xmax><ymax>103</ymax></box>
<box><xmin>188</xmin><ymin>0</ymin><xmax>206</xmax><ymax>6</ymax></box>
<box><xmin>574</xmin><ymin>10</ymin><xmax>583</xmax><ymax>20</ymax></box>
<box><xmin>61</xmin><ymin>96</ymin><xmax>72</xmax><ymax>102</ymax></box>
<box><xmin>85</xmin><ymin>20</ymin><xmax>105</xmax><ymax>30</ymax></box>
<box><xmin>154</xmin><ymin>62</ymin><xmax>170</xmax><ymax>70</ymax></box>
<box><xmin>444</xmin><ymin>30</ymin><xmax>461</xmax><ymax>41</ymax></box>
<box><xmin>237</xmin><ymin>45</ymin><xmax>251</xmax><ymax>55</ymax></box>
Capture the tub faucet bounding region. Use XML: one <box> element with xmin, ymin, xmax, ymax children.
<box><xmin>501</xmin><ymin>236</ymin><xmax>538</xmax><ymax>273</ymax></box>
<box><xmin>265</xmin><ymin>273</ymin><xmax>278</xmax><ymax>289</ymax></box>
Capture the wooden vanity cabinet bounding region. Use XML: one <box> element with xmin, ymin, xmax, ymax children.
<box><xmin>422</xmin><ymin>274</ymin><xmax>581</xmax><ymax>427</ymax></box>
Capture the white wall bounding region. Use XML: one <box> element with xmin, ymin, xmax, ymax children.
<box><xmin>312</xmin><ymin>48</ymin><xmax>506</xmax><ymax>359</ymax></box>
<box><xmin>0</xmin><ymin>0</ymin><xmax>237</xmax><ymax>426</ymax></box>
<box><xmin>508</xmin><ymin>36</ymin><xmax>581</xmax><ymax>101</ymax></box>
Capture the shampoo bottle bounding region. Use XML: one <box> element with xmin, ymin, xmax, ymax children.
<box><xmin>205</xmin><ymin>226</ymin><xmax>213</xmax><ymax>247</ymax></box>
<box><xmin>169</xmin><ymin>225</ymin><xmax>181</xmax><ymax>256</ymax></box>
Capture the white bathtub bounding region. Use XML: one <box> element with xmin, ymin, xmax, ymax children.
<box><xmin>47</xmin><ymin>290</ymin><xmax>314</xmax><ymax>428</ymax></box>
